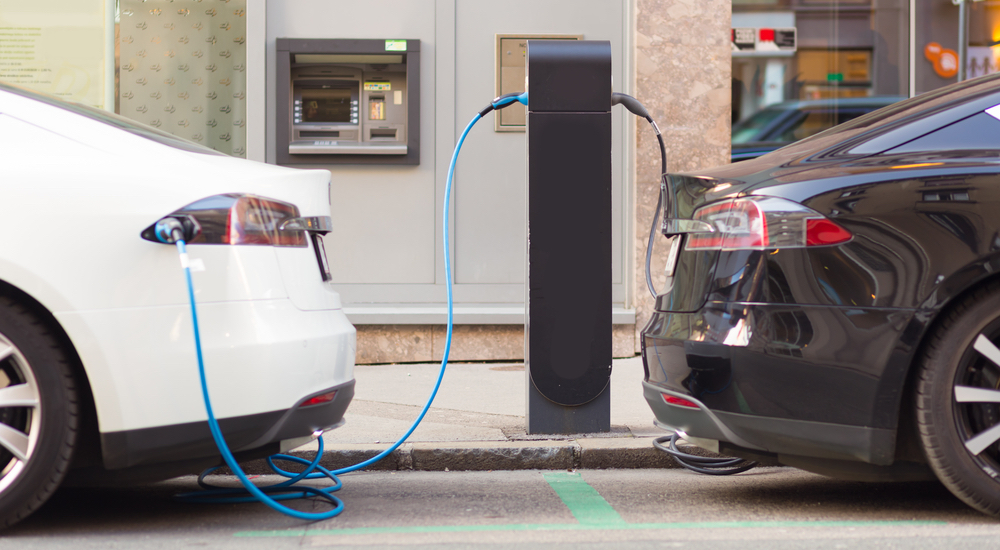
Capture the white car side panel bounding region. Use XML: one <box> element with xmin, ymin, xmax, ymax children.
<box><xmin>55</xmin><ymin>300</ymin><xmax>356</xmax><ymax>433</ymax></box>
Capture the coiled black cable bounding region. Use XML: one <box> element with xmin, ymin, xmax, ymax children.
<box><xmin>653</xmin><ymin>433</ymin><xmax>757</xmax><ymax>475</ymax></box>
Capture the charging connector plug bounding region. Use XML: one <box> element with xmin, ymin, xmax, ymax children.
<box><xmin>150</xmin><ymin>215</ymin><xmax>201</xmax><ymax>244</ymax></box>
<box><xmin>478</xmin><ymin>92</ymin><xmax>528</xmax><ymax>117</ymax></box>
<box><xmin>612</xmin><ymin>92</ymin><xmax>651</xmax><ymax>121</ymax></box>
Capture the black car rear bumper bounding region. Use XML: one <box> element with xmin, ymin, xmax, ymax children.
<box><xmin>642</xmin><ymin>302</ymin><xmax>918</xmax><ymax>465</ymax></box>
<box><xmin>643</xmin><ymin>382</ymin><xmax>896</xmax><ymax>464</ymax></box>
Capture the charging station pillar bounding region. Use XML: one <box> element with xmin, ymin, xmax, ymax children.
<box><xmin>525</xmin><ymin>40</ymin><xmax>612</xmax><ymax>434</ymax></box>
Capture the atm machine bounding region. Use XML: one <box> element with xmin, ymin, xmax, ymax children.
<box><xmin>275</xmin><ymin>38</ymin><xmax>420</xmax><ymax>165</ymax></box>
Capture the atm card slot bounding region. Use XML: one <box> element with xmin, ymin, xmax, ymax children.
<box><xmin>369</xmin><ymin>128</ymin><xmax>398</xmax><ymax>140</ymax></box>
<box><xmin>288</xmin><ymin>141</ymin><xmax>407</xmax><ymax>155</ymax></box>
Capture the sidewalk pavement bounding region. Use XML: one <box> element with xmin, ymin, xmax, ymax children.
<box><xmin>267</xmin><ymin>356</ymin><xmax>716</xmax><ymax>472</ymax></box>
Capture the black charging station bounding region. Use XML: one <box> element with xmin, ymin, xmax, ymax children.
<box><xmin>525</xmin><ymin>40</ymin><xmax>613</xmax><ymax>434</ymax></box>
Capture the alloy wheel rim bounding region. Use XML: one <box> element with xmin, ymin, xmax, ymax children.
<box><xmin>0</xmin><ymin>333</ymin><xmax>41</xmax><ymax>494</ymax></box>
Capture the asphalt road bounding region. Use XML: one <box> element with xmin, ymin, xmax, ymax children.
<box><xmin>6</xmin><ymin>467</ymin><xmax>1000</xmax><ymax>549</ymax></box>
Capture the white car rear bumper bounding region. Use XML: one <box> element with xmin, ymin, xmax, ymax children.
<box><xmin>56</xmin><ymin>299</ymin><xmax>356</xmax><ymax>436</ymax></box>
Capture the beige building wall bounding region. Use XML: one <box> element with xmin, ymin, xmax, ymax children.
<box><xmin>356</xmin><ymin>0</ymin><xmax>731</xmax><ymax>364</ymax></box>
<box><xmin>633</xmin><ymin>0</ymin><xmax>732</xmax><ymax>352</ymax></box>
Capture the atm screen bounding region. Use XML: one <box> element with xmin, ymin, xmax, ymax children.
<box><xmin>300</xmin><ymin>88</ymin><xmax>353</xmax><ymax>123</ymax></box>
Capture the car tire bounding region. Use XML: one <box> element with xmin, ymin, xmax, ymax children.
<box><xmin>0</xmin><ymin>297</ymin><xmax>78</xmax><ymax>529</ymax></box>
<box><xmin>916</xmin><ymin>282</ymin><xmax>1000</xmax><ymax>516</ymax></box>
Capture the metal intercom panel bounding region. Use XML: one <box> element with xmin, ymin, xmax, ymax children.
<box><xmin>494</xmin><ymin>34</ymin><xmax>581</xmax><ymax>132</ymax></box>
<box><xmin>276</xmin><ymin>38</ymin><xmax>420</xmax><ymax>165</ymax></box>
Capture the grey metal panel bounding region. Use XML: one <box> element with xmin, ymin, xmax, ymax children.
<box><xmin>266</xmin><ymin>0</ymin><xmax>630</xmax><ymax>315</ymax></box>
<box><xmin>453</xmin><ymin>0</ymin><xmax>627</xmax><ymax>289</ymax></box>
<box><xmin>435</xmin><ymin>0</ymin><xmax>457</xmax><ymax>299</ymax></box>
<box><xmin>266</xmin><ymin>0</ymin><xmax>437</xmax><ymax>285</ymax></box>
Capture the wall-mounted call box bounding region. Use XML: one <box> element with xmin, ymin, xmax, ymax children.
<box><xmin>494</xmin><ymin>34</ymin><xmax>581</xmax><ymax>132</ymax></box>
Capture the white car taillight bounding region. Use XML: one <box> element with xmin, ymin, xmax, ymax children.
<box><xmin>141</xmin><ymin>194</ymin><xmax>307</xmax><ymax>247</ymax></box>
<box><xmin>685</xmin><ymin>196</ymin><xmax>852</xmax><ymax>251</ymax></box>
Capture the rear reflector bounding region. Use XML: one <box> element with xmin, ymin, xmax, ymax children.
<box><xmin>301</xmin><ymin>391</ymin><xmax>337</xmax><ymax>407</ymax></box>
<box><xmin>662</xmin><ymin>394</ymin><xmax>699</xmax><ymax>408</ymax></box>
<box><xmin>805</xmin><ymin>218</ymin><xmax>853</xmax><ymax>246</ymax></box>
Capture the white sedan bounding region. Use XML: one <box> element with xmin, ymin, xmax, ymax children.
<box><xmin>0</xmin><ymin>83</ymin><xmax>356</xmax><ymax>527</ymax></box>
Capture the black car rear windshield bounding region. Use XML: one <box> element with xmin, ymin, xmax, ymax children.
<box><xmin>0</xmin><ymin>82</ymin><xmax>224</xmax><ymax>156</ymax></box>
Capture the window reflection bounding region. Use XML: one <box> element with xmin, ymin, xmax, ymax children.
<box><xmin>731</xmin><ymin>1</ymin><xmax>1000</xmax><ymax>161</ymax></box>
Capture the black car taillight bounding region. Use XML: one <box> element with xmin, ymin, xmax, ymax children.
<box><xmin>685</xmin><ymin>196</ymin><xmax>852</xmax><ymax>251</ymax></box>
<box><xmin>142</xmin><ymin>194</ymin><xmax>307</xmax><ymax>247</ymax></box>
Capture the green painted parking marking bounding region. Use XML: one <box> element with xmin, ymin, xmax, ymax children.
<box><xmin>234</xmin><ymin>469</ymin><xmax>947</xmax><ymax>538</ymax></box>
<box><xmin>542</xmin><ymin>471</ymin><xmax>625</xmax><ymax>526</ymax></box>
<box><xmin>235</xmin><ymin>520</ymin><xmax>947</xmax><ymax>538</ymax></box>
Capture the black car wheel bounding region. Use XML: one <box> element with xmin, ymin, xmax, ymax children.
<box><xmin>0</xmin><ymin>297</ymin><xmax>78</xmax><ymax>529</ymax></box>
<box><xmin>916</xmin><ymin>283</ymin><xmax>1000</xmax><ymax>516</ymax></box>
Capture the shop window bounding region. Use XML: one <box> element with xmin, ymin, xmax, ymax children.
<box><xmin>777</xmin><ymin>110</ymin><xmax>832</xmax><ymax>141</ymax></box>
<box><xmin>117</xmin><ymin>0</ymin><xmax>247</xmax><ymax>157</ymax></box>
<box><xmin>797</xmin><ymin>50</ymin><xmax>872</xmax><ymax>100</ymax></box>
<box><xmin>732</xmin><ymin>0</ymin><xmax>907</xmax><ymax>155</ymax></box>
<box><xmin>776</xmin><ymin>107</ymin><xmax>874</xmax><ymax>141</ymax></box>
<box><xmin>733</xmin><ymin>0</ymin><xmax>1000</xmax><ymax>156</ymax></box>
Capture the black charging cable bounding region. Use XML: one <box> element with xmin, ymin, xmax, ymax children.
<box><xmin>612</xmin><ymin>93</ymin><xmax>756</xmax><ymax>476</ymax></box>
<box><xmin>611</xmin><ymin>93</ymin><xmax>668</xmax><ymax>299</ymax></box>
<box><xmin>653</xmin><ymin>433</ymin><xmax>757</xmax><ymax>475</ymax></box>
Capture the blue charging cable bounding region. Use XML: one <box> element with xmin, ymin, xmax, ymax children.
<box><xmin>162</xmin><ymin>92</ymin><xmax>528</xmax><ymax>520</ymax></box>
<box><xmin>317</xmin><ymin>92</ymin><xmax>527</xmax><ymax>476</ymax></box>
<box><xmin>168</xmin><ymin>235</ymin><xmax>345</xmax><ymax>519</ymax></box>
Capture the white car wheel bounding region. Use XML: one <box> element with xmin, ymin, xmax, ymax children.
<box><xmin>0</xmin><ymin>297</ymin><xmax>77</xmax><ymax>529</ymax></box>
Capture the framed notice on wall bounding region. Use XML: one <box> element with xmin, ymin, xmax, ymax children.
<box><xmin>0</xmin><ymin>0</ymin><xmax>114</xmax><ymax>109</ymax></box>
<box><xmin>495</xmin><ymin>34</ymin><xmax>582</xmax><ymax>132</ymax></box>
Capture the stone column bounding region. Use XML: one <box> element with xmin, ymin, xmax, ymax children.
<box><xmin>634</xmin><ymin>0</ymin><xmax>731</xmax><ymax>351</ymax></box>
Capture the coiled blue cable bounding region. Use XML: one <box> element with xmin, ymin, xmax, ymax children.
<box><xmin>171</xmin><ymin>91</ymin><xmax>527</xmax><ymax>519</ymax></box>
<box><xmin>171</xmin><ymin>238</ymin><xmax>345</xmax><ymax>519</ymax></box>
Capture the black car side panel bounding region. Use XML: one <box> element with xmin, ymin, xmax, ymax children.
<box><xmin>796</xmin><ymin>161</ymin><xmax>1000</xmax><ymax>312</ymax></box>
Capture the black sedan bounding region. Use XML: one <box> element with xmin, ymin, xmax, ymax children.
<box><xmin>643</xmin><ymin>72</ymin><xmax>1000</xmax><ymax>516</ymax></box>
